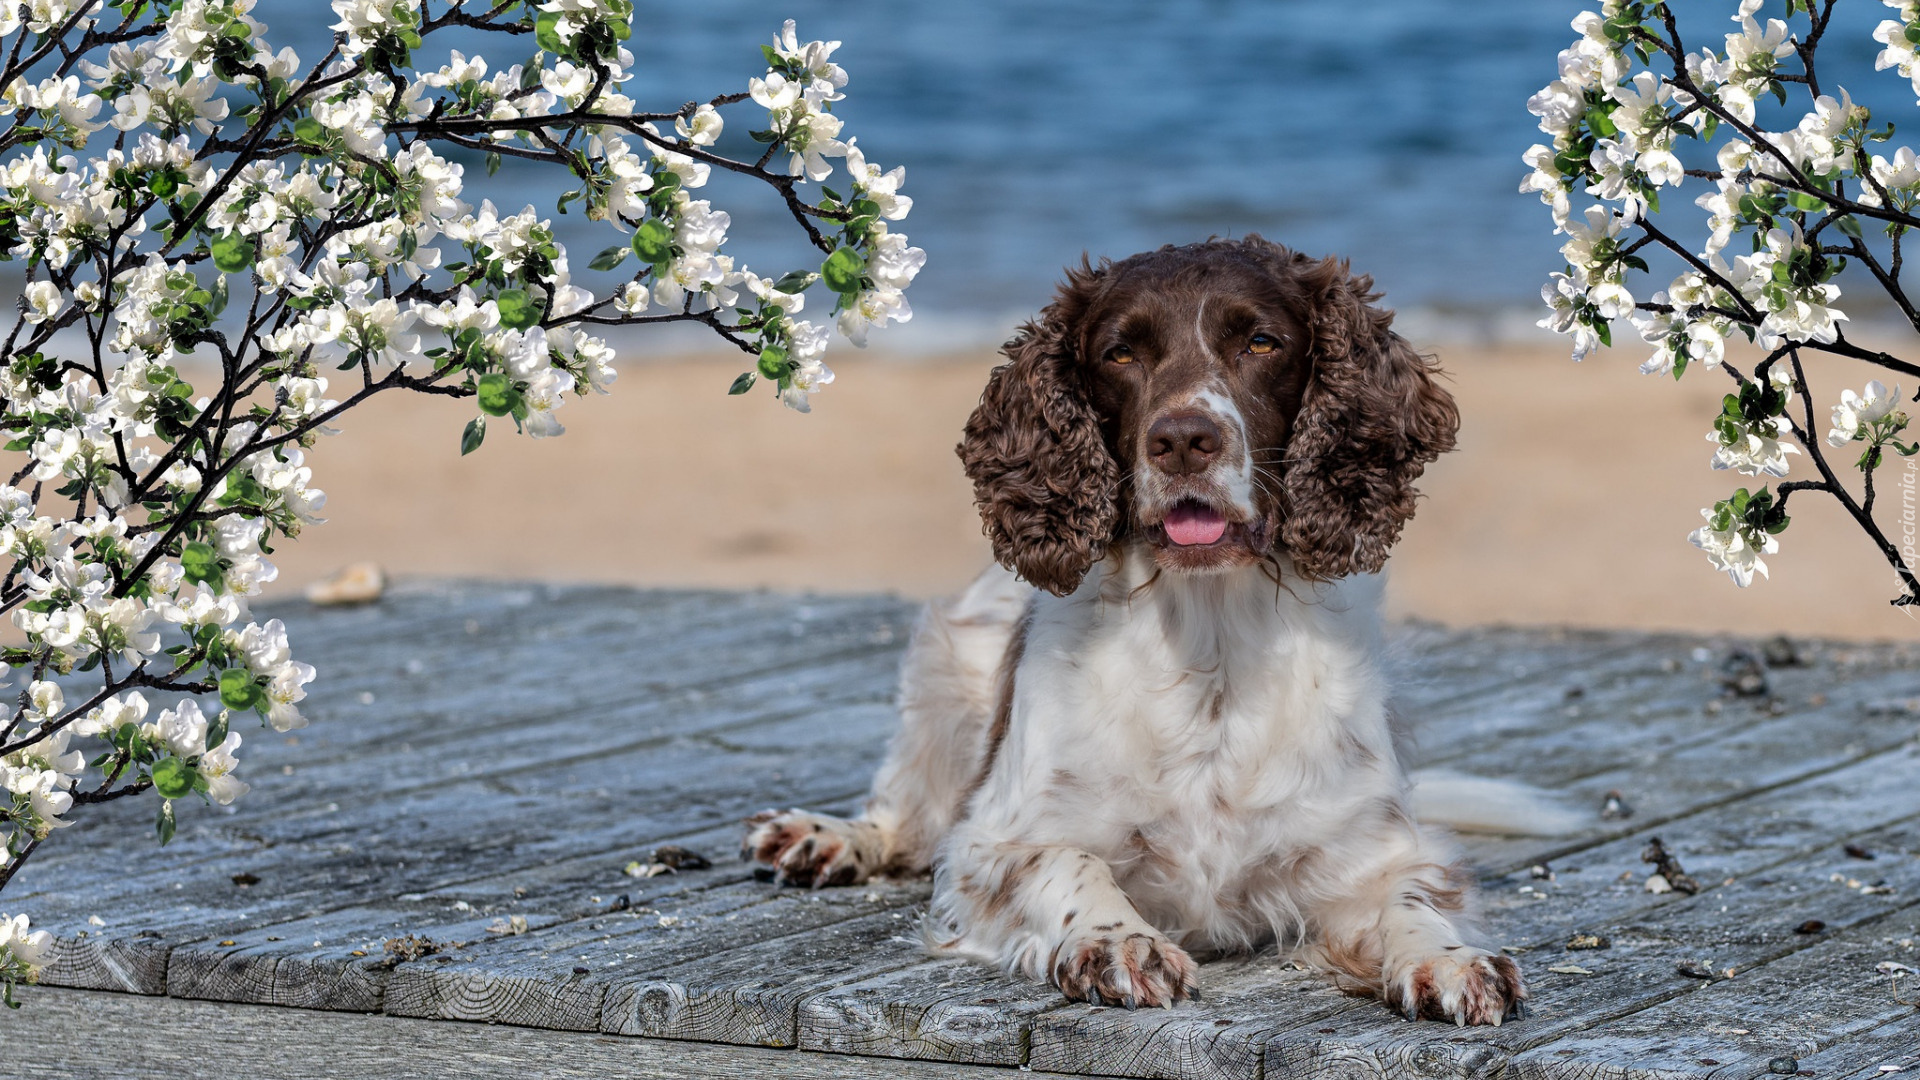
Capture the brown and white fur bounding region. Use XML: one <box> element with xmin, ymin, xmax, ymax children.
<box><xmin>745</xmin><ymin>236</ymin><xmax>1531</xmax><ymax>1025</ymax></box>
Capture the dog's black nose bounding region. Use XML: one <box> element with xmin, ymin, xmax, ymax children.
<box><xmin>1148</xmin><ymin>412</ymin><xmax>1222</xmax><ymax>474</ymax></box>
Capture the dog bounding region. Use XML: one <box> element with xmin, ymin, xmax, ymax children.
<box><xmin>744</xmin><ymin>235</ymin><xmax>1530</xmax><ymax>1026</ymax></box>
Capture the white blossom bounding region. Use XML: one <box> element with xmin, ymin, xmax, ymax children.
<box><xmin>21</xmin><ymin>281</ymin><xmax>64</xmax><ymax>325</ymax></box>
<box><xmin>1710</xmin><ymin>416</ymin><xmax>1800</xmax><ymax>477</ymax></box>
<box><xmin>1689</xmin><ymin>510</ymin><xmax>1777</xmax><ymax>587</ymax></box>
<box><xmin>1829</xmin><ymin>380</ymin><xmax>1901</xmax><ymax>446</ymax></box>
<box><xmin>1539</xmin><ymin>272</ymin><xmax>1603</xmax><ymax>361</ymax></box>
<box><xmin>0</xmin><ymin>912</ymin><xmax>51</xmax><ymax>972</ymax></box>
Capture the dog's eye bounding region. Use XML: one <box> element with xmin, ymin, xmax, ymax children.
<box><xmin>1107</xmin><ymin>344</ymin><xmax>1134</xmax><ymax>364</ymax></box>
<box><xmin>1246</xmin><ymin>334</ymin><xmax>1281</xmax><ymax>355</ymax></box>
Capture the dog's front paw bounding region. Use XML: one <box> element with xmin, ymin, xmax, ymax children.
<box><xmin>741</xmin><ymin>809</ymin><xmax>875</xmax><ymax>888</ymax></box>
<box><xmin>1385</xmin><ymin>947</ymin><xmax>1527</xmax><ymax>1026</ymax></box>
<box><xmin>1052</xmin><ymin>930</ymin><xmax>1197</xmax><ymax>1009</ymax></box>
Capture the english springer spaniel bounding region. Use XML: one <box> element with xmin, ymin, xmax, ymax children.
<box><xmin>744</xmin><ymin>236</ymin><xmax>1531</xmax><ymax>1026</ymax></box>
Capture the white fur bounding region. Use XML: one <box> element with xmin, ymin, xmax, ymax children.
<box><xmin>1409</xmin><ymin>769</ymin><xmax>1585</xmax><ymax>837</ymax></box>
<box><xmin>746</xmin><ymin>553</ymin><xmax>1532</xmax><ymax>1022</ymax></box>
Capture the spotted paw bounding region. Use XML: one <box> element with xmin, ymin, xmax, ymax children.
<box><xmin>1386</xmin><ymin>947</ymin><xmax>1527</xmax><ymax>1026</ymax></box>
<box><xmin>1052</xmin><ymin>930</ymin><xmax>1197</xmax><ymax>1009</ymax></box>
<box><xmin>740</xmin><ymin>809</ymin><xmax>878</xmax><ymax>888</ymax></box>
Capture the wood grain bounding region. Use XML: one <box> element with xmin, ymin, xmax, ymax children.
<box><xmin>21</xmin><ymin>985</ymin><xmax>1019</xmax><ymax>1080</ymax></box>
<box><xmin>12</xmin><ymin>582</ymin><xmax>1920</xmax><ymax>1079</ymax></box>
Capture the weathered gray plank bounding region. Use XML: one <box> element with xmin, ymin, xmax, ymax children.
<box><xmin>18</xmin><ymin>985</ymin><xmax>1021</xmax><ymax>1080</ymax></box>
<box><xmin>1024</xmin><ymin>956</ymin><xmax>1359</xmax><ymax>1080</ymax></box>
<box><xmin>1255</xmin><ymin>814</ymin><xmax>1920</xmax><ymax>1078</ymax></box>
<box><xmin>17</xmin><ymin>670</ymin><xmax>896</xmax><ymax>908</ymax></box>
<box><xmin>154</xmin><ymin>815</ymin><xmax>781</xmax><ymax>1011</ymax></box>
<box><xmin>1472</xmin><ymin>741</ymin><xmax>1920</xmax><ymax>945</ymax></box>
<box><xmin>796</xmin><ymin>957</ymin><xmax>1070</xmax><ymax>1065</ymax></box>
<box><xmin>602</xmin><ymin>904</ymin><xmax>933</xmax><ymax>1046</ymax></box>
<box><xmin>1459</xmin><ymin>678</ymin><xmax>1920</xmax><ymax>875</ymax></box>
<box><xmin>15</xmin><ymin>590</ymin><xmax>910</xmax><ymax>889</ymax></box>
<box><xmin>22</xmin><ymin>700</ymin><xmax>898</xmax><ymax>997</ymax></box>
<box><xmin>1411</xmin><ymin>633</ymin><xmax>1917</xmax><ymax>788</ymax></box>
<box><xmin>1502</xmin><ymin>915</ymin><xmax>1920</xmax><ymax>1078</ymax></box>
<box><xmin>1815</xmin><ymin>1009</ymin><xmax>1920</xmax><ymax>1080</ymax></box>
<box><xmin>31</xmin><ymin>933</ymin><xmax>173</xmax><ymax>996</ymax></box>
<box><xmin>386</xmin><ymin>880</ymin><xmax>926</xmax><ymax>1031</ymax></box>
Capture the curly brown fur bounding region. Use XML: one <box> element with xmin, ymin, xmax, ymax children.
<box><xmin>1276</xmin><ymin>252</ymin><xmax>1460</xmax><ymax>579</ymax></box>
<box><xmin>958</xmin><ymin>261</ymin><xmax>1120</xmax><ymax>596</ymax></box>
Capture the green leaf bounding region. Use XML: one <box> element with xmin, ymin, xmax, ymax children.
<box><xmin>210</xmin><ymin>232</ymin><xmax>255</xmax><ymax>274</ymax></box>
<box><xmin>495</xmin><ymin>289</ymin><xmax>540</xmax><ymax>330</ymax></box>
<box><xmin>821</xmin><ymin>247</ymin><xmax>865</xmax><ymax>294</ymax></box>
<box><xmin>631</xmin><ymin>218</ymin><xmax>673</xmax><ymax>264</ymax></box>
<box><xmin>486</xmin><ymin>152</ymin><xmax>502</xmax><ymax>177</ymax></box>
<box><xmin>1838</xmin><ymin>215</ymin><xmax>1864</xmax><ymax>239</ymax></box>
<box><xmin>534</xmin><ymin>11</ymin><xmax>566</xmax><ymax>53</ymax></box>
<box><xmin>180</xmin><ymin>541</ymin><xmax>221</xmax><ymax>587</ymax></box>
<box><xmin>218</xmin><ymin>667</ymin><xmax>262</xmax><ymax>711</ymax></box>
<box><xmin>293</xmin><ymin>116</ymin><xmax>324</xmax><ymax>144</ymax></box>
<box><xmin>757</xmin><ymin>345</ymin><xmax>790</xmax><ymax>380</ymax></box>
<box><xmin>461</xmin><ymin>417</ymin><xmax>486</xmax><ymax>455</ymax></box>
<box><xmin>151</xmin><ymin>756</ymin><xmax>196</xmax><ymax>800</ymax></box>
<box><xmin>476</xmin><ymin>372</ymin><xmax>520</xmax><ymax>417</ymax></box>
<box><xmin>588</xmin><ymin>244</ymin><xmax>629</xmax><ymax>272</ymax></box>
<box><xmin>771</xmin><ymin>269</ymin><xmax>815</xmax><ymax>294</ymax></box>
<box><xmin>156</xmin><ymin>800</ymin><xmax>176</xmax><ymax>846</ymax></box>
<box><xmin>205</xmin><ymin>711</ymin><xmax>229</xmax><ymax>752</ymax></box>
<box><xmin>727</xmin><ymin>371</ymin><xmax>756</xmax><ymax>395</ymax></box>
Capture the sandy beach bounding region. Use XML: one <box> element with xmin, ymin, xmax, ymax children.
<box><xmin>260</xmin><ymin>336</ymin><xmax>1920</xmax><ymax>641</ymax></box>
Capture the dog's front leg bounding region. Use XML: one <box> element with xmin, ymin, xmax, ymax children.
<box><xmin>1303</xmin><ymin>834</ymin><xmax>1525</xmax><ymax>1026</ymax></box>
<box><xmin>929</xmin><ymin>829</ymin><xmax>1197</xmax><ymax>1009</ymax></box>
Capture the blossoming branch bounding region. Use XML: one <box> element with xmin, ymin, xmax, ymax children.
<box><xmin>0</xmin><ymin>0</ymin><xmax>923</xmax><ymax>1004</ymax></box>
<box><xmin>1525</xmin><ymin>0</ymin><xmax>1919</xmax><ymax>600</ymax></box>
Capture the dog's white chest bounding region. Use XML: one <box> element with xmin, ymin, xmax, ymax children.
<box><xmin>1010</xmin><ymin>569</ymin><xmax>1395</xmax><ymax>947</ymax></box>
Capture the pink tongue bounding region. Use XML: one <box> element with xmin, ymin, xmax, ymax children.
<box><xmin>1164</xmin><ymin>504</ymin><xmax>1228</xmax><ymax>546</ymax></box>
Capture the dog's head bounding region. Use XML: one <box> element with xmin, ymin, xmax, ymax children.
<box><xmin>959</xmin><ymin>235</ymin><xmax>1459</xmax><ymax>596</ymax></box>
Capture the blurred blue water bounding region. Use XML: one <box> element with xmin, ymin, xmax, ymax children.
<box><xmin>267</xmin><ymin>1</ymin><xmax>1904</xmax><ymax>334</ymax></box>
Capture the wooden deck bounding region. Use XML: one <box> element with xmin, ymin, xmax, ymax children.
<box><xmin>9</xmin><ymin>580</ymin><xmax>1920</xmax><ymax>1079</ymax></box>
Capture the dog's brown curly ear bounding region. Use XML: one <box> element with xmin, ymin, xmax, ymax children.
<box><xmin>1280</xmin><ymin>257</ymin><xmax>1459</xmax><ymax>579</ymax></box>
<box><xmin>958</xmin><ymin>268</ymin><xmax>1118</xmax><ymax>596</ymax></box>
